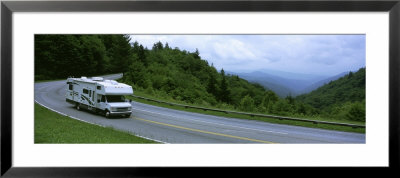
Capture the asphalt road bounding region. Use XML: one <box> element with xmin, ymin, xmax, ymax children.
<box><xmin>34</xmin><ymin>74</ymin><xmax>365</xmax><ymax>143</ymax></box>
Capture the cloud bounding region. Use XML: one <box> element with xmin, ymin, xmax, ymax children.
<box><xmin>129</xmin><ymin>34</ymin><xmax>365</xmax><ymax>76</ymax></box>
<box><xmin>213</xmin><ymin>39</ymin><xmax>257</xmax><ymax>61</ymax></box>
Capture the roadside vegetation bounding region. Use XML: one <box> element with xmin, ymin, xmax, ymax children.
<box><xmin>127</xmin><ymin>93</ymin><xmax>365</xmax><ymax>134</ymax></box>
<box><xmin>35</xmin><ymin>35</ymin><xmax>365</xmax><ymax>133</ymax></box>
<box><xmin>34</xmin><ymin>103</ymin><xmax>157</xmax><ymax>143</ymax></box>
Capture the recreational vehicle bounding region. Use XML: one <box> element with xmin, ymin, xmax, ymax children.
<box><xmin>66</xmin><ymin>76</ymin><xmax>133</xmax><ymax>118</ymax></box>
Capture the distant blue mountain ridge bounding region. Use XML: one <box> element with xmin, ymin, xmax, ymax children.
<box><xmin>227</xmin><ymin>69</ymin><xmax>350</xmax><ymax>97</ymax></box>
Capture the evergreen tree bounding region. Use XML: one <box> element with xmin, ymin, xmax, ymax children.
<box><xmin>126</xmin><ymin>60</ymin><xmax>146</xmax><ymax>87</ymax></box>
<box><xmin>348</xmin><ymin>71</ymin><xmax>353</xmax><ymax>78</ymax></box>
<box><xmin>219</xmin><ymin>68</ymin><xmax>231</xmax><ymax>103</ymax></box>
<box><xmin>193</xmin><ymin>48</ymin><xmax>200</xmax><ymax>59</ymax></box>
<box><xmin>138</xmin><ymin>44</ymin><xmax>146</xmax><ymax>65</ymax></box>
<box><xmin>152</xmin><ymin>41</ymin><xmax>164</xmax><ymax>51</ymax></box>
<box><xmin>207</xmin><ymin>73</ymin><xmax>218</xmax><ymax>97</ymax></box>
<box><xmin>108</xmin><ymin>35</ymin><xmax>134</xmax><ymax>76</ymax></box>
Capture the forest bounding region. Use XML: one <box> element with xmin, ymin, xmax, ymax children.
<box><xmin>34</xmin><ymin>34</ymin><xmax>366</xmax><ymax>122</ymax></box>
<box><xmin>35</xmin><ymin>35</ymin><xmax>132</xmax><ymax>80</ymax></box>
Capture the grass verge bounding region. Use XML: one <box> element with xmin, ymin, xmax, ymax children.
<box><xmin>128</xmin><ymin>95</ymin><xmax>365</xmax><ymax>134</ymax></box>
<box><xmin>34</xmin><ymin>103</ymin><xmax>158</xmax><ymax>143</ymax></box>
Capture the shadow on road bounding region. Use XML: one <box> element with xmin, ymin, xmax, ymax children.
<box><xmin>67</xmin><ymin>106</ymin><xmax>130</xmax><ymax>120</ymax></box>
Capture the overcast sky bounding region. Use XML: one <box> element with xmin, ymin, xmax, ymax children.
<box><xmin>129</xmin><ymin>34</ymin><xmax>365</xmax><ymax>76</ymax></box>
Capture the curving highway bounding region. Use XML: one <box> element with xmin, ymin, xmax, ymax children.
<box><xmin>34</xmin><ymin>74</ymin><xmax>365</xmax><ymax>144</ymax></box>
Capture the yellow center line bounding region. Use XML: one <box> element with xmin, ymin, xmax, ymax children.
<box><xmin>133</xmin><ymin>117</ymin><xmax>276</xmax><ymax>144</ymax></box>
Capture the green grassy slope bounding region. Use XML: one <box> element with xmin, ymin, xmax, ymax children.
<box><xmin>34</xmin><ymin>103</ymin><xmax>158</xmax><ymax>143</ymax></box>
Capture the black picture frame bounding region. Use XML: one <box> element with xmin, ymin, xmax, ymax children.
<box><xmin>1</xmin><ymin>0</ymin><xmax>399</xmax><ymax>177</ymax></box>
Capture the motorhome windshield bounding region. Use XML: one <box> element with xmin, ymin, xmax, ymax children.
<box><xmin>106</xmin><ymin>95</ymin><xmax>125</xmax><ymax>103</ymax></box>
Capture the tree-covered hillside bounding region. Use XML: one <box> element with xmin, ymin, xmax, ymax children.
<box><xmin>296</xmin><ymin>68</ymin><xmax>366</xmax><ymax>121</ymax></box>
<box><xmin>120</xmin><ymin>41</ymin><xmax>330</xmax><ymax>119</ymax></box>
<box><xmin>35</xmin><ymin>34</ymin><xmax>133</xmax><ymax>80</ymax></box>
<box><xmin>121</xmin><ymin>41</ymin><xmax>271</xmax><ymax>110</ymax></box>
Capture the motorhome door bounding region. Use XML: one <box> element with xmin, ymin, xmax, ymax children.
<box><xmin>97</xmin><ymin>94</ymin><xmax>107</xmax><ymax>110</ymax></box>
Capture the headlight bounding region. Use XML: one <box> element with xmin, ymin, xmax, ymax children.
<box><xmin>110</xmin><ymin>107</ymin><xmax>117</xmax><ymax>112</ymax></box>
<box><xmin>127</xmin><ymin>107</ymin><xmax>131</xmax><ymax>111</ymax></box>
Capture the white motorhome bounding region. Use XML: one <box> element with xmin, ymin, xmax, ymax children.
<box><xmin>66</xmin><ymin>76</ymin><xmax>133</xmax><ymax>118</ymax></box>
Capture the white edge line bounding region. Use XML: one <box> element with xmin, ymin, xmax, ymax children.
<box><xmin>34</xmin><ymin>100</ymin><xmax>168</xmax><ymax>144</ymax></box>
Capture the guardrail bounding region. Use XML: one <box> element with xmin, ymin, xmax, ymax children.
<box><xmin>130</xmin><ymin>95</ymin><xmax>365</xmax><ymax>129</ymax></box>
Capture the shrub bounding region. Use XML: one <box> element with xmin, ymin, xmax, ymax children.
<box><xmin>345</xmin><ymin>101</ymin><xmax>365</xmax><ymax>121</ymax></box>
<box><xmin>239</xmin><ymin>95</ymin><xmax>255</xmax><ymax>112</ymax></box>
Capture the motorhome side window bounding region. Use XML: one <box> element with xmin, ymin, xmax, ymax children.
<box><xmin>97</xmin><ymin>86</ymin><xmax>101</xmax><ymax>90</ymax></box>
<box><xmin>83</xmin><ymin>89</ymin><xmax>88</xmax><ymax>94</ymax></box>
<box><xmin>101</xmin><ymin>95</ymin><xmax>105</xmax><ymax>102</ymax></box>
<box><xmin>69</xmin><ymin>84</ymin><xmax>73</xmax><ymax>90</ymax></box>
